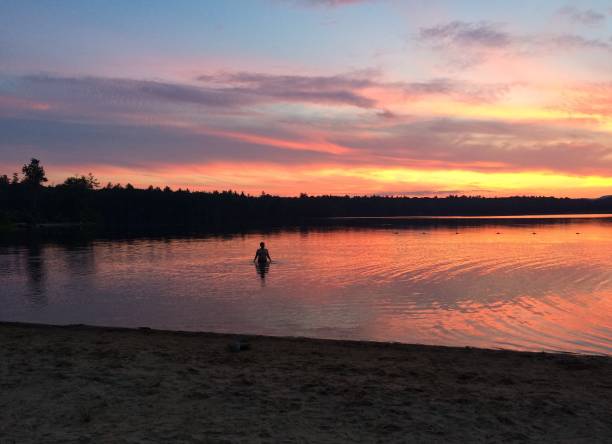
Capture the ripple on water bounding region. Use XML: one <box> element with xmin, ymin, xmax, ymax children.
<box><xmin>1</xmin><ymin>222</ymin><xmax>612</xmax><ymax>354</ymax></box>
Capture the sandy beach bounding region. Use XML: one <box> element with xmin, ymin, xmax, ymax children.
<box><xmin>0</xmin><ymin>322</ymin><xmax>610</xmax><ymax>443</ymax></box>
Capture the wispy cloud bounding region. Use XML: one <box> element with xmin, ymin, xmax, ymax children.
<box><xmin>556</xmin><ymin>82</ymin><xmax>612</xmax><ymax>117</ymax></box>
<box><xmin>1</xmin><ymin>71</ymin><xmax>512</xmax><ymax>125</ymax></box>
<box><xmin>330</xmin><ymin>118</ymin><xmax>612</xmax><ymax>175</ymax></box>
<box><xmin>15</xmin><ymin>72</ymin><xmax>387</xmax><ymax>111</ymax></box>
<box><xmin>419</xmin><ymin>21</ymin><xmax>511</xmax><ymax>49</ymax></box>
<box><xmin>417</xmin><ymin>20</ymin><xmax>612</xmax><ymax>67</ymax></box>
<box><xmin>198</xmin><ymin>71</ymin><xmax>510</xmax><ymax>107</ymax></box>
<box><xmin>542</xmin><ymin>34</ymin><xmax>612</xmax><ymax>51</ymax></box>
<box><xmin>197</xmin><ymin>71</ymin><xmax>377</xmax><ymax>108</ymax></box>
<box><xmin>3</xmin><ymin>105</ymin><xmax>612</xmax><ymax>194</ymax></box>
<box><xmin>557</xmin><ymin>5</ymin><xmax>606</xmax><ymax>25</ymax></box>
<box><xmin>19</xmin><ymin>74</ymin><xmax>258</xmax><ymax>108</ymax></box>
<box><xmin>2</xmin><ymin>71</ymin><xmax>610</xmax><ymax>188</ymax></box>
<box><xmin>0</xmin><ymin>117</ymin><xmax>338</xmax><ymax>168</ymax></box>
<box><xmin>416</xmin><ymin>21</ymin><xmax>520</xmax><ymax>68</ymax></box>
<box><xmin>400</xmin><ymin>78</ymin><xmax>511</xmax><ymax>104</ymax></box>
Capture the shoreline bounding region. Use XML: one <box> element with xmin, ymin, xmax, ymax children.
<box><xmin>1</xmin><ymin>320</ymin><xmax>609</xmax><ymax>357</ymax></box>
<box><xmin>1</xmin><ymin>321</ymin><xmax>611</xmax><ymax>442</ymax></box>
<box><xmin>4</xmin><ymin>211</ymin><xmax>612</xmax><ymax>234</ymax></box>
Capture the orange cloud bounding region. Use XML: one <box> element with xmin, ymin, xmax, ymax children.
<box><xmin>191</xmin><ymin>127</ymin><xmax>351</xmax><ymax>155</ymax></box>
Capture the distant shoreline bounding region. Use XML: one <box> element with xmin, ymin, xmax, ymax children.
<box><xmin>3</xmin><ymin>211</ymin><xmax>612</xmax><ymax>234</ymax></box>
<box><xmin>4</xmin><ymin>180</ymin><xmax>612</xmax><ymax>230</ymax></box>
<box><xmin>330</xmin><ymin>212</ymin><xmax>612</xmax><ymax>220</ymax></box>
<box><xmin>1</xmin><ymin>321</ymin><xmax>611</xmax><ymax>442</ymax></box>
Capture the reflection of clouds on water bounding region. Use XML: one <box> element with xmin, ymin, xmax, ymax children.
<box><xmin>2</xmin><ymin>218</ymin><xmax>612</xmax><ymax>354</ymax></box>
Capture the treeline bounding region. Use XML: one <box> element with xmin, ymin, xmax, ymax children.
<box><xmin>2</xmin><ymin>159</ymin><xmax>612</xmax><ymax>229</ymax></box>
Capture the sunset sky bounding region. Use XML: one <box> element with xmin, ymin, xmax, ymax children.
<box><xmin>2</xmin><ymin>0</ymin><xmax>612</xmax><ymax>196</ymax></box>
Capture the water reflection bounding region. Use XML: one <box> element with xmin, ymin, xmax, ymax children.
<box><xmin>1</xmin><ymin>216</ymin><xmax>612</xmax><ymax>355</ymax></box>
<box><xmin>25</xmin><ymin>244</ymin><xmax>47</xmax><ymax>306</ymax></box>
<box><xmin>255</xmin><ymin>262</ymin><xmax>270</xmax><ymax>281</ymax></box>
<box><xmin>62</xmin><ymin>241</ymin><xmax>96</xmax><ymax>277</ymax></box>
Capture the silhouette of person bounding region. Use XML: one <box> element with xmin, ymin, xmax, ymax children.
<box><xmin>254</xmin><ymin>241</ymin><xmax>272</xmax><ymax>265</ymax></box>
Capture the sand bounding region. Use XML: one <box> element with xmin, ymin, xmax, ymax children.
<box><xmin>0</xmin><ymin>322</ymin><xmax>611</xmax><ymax>443</ymax></box>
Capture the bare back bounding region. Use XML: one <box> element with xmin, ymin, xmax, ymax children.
<box><xmin>255</xmin><ymin>247</ymin><xmax>270</xmax><ymax>263</ymax></box>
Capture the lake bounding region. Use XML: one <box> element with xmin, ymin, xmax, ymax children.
<box><xmin>2</xmin><ymin>215</ymin><xmax>612</xmax><ymax>355</ymax></box>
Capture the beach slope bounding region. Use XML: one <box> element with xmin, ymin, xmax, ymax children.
<box><xmin>0</xmin><ymin>322</ymin><xmax>611</xmax><ymax>443</ymax></box>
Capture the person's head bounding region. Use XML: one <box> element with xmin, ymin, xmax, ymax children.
<box><xmin>260</xmin><ymin>242</ymin><xmax>265</xmax><ymax>248</ymax></box>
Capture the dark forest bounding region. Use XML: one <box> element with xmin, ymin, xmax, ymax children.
<box><xmin>3</xmin><ymin>159</ymin><xmax>612</xmax><ymax>230</ymax></box>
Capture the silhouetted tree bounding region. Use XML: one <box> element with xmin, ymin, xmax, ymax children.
<box><xmin>21</xmin><ymin>158</ymin><xmax>47</xmax><ymax>186</ymax></box>
<box><xmin>61</xmin><ymin>173</ymin><xmax>99</xmax><ymax>190</ymax></box>
<box><xmin>2</xmin><ymin>158</ymin><xmax>612</xmax><ymax>230</ymax></box>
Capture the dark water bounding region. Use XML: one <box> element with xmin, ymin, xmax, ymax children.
<box><xmin>2</xmin><ymin>215</ymin><xmax>612</xmax><ymax>354</ymax></box>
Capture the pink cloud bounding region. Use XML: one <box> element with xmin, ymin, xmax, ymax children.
<box><xmin>557</xmin><ymin>83</ymin><xmax>612</xmax><ymax>117</ymax></box>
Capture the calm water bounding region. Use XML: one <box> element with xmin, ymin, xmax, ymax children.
<box><xmin>2</xmin><ymin>216</ymin><xmax>612</xmax><ymax>355</ymax></box>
